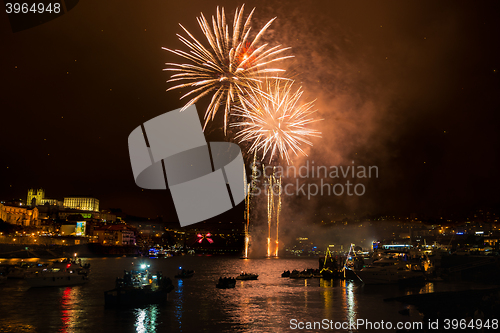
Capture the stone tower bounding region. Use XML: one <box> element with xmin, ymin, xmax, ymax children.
<box><xmin>27</xmin><ymin>188</ymin><xmax>45</xmax><ymax>207</ymax></box>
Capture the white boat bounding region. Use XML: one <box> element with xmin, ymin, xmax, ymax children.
<box><xmin>7</xmin><ymin>262</ymin><xmax>49</xmax><ymax>279</ymax></box>
<box><xmin>24</xmin><ymin>259</ymin><xmax>90</xmax><ymax>288</ymax></box>
<box><xmin>355</xmin><ymin>258</ymin><xmax>425</xmax><ymax>285</ymax></box>
<box><xmin>25</xmin><ymin>267</ymin><xmax>89</xmax><ymax>288</ymax></box>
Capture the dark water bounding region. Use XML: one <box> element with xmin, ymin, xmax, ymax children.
<box><xmin>0</xmin><ymin>256</ymin><xmax>438</xmax><ymax>332</ymax></box>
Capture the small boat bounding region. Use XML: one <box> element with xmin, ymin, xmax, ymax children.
<box><xmin>298</xmin><ymin>271</ymin><xmax>313</xmax><ymax>278</ymax></box>
<box><xmin>105</xmin><ymin>265</ymin><xmax>173</xmax><ymax>306</ymax></box>
<box><xmin>216</xmin><ymin>277</ymin><xmax>236</xmax><ymax>289</ymax></box>
<box><xmin>281</xmin><ymin>270</ymin><xmax>291</xmax><ymax>278</ymax></box>
<box><xmin>289</xmin><ymin>270</ymin><xmax>300</xmax><ymax>278</ymax></box>
<box><xmin>175</xmin><ymin>269</ymin><xmax>194</xmax><ymax>279</ymax></box>
<box><xmin>235</xmin><ymin>272</ymin><xmax>258</xmax><ymax>280</ymax></box>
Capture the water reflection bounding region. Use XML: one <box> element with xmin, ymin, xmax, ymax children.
<box><xmin>404</xmin><ymin>282</ymin><xmax>435</xmax><ymax>296</ymax></box>
<box><xmin>321</xmin><ymin>279</ymin><xmax>334</xmax><ymax>318</ymax></box>
<box><xmin>420</xmin><ymin>282</ymin><xmax>434</xmax><ymax>294</ymax></box>
<box><xmin>341</xmin><ymin>280</ymin><xmax>357</xmax><ymax>329</ymax></box>
<box><xmin>60</xmin><ymin>286</ymin><xmax>86</xmax><ymax>333</ymax></box>
<box><xmin>134</xmin><ymin>304</ymin><xmax>159</xmax><ymax>333</ymax></box>
<box><xmin>174</xmin><ymin>278</ymin><xmax>183</xmax><ymax>331</ymax></box>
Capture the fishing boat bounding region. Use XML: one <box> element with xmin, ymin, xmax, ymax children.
<box><xmin>104</xmin><ymin>264</ymin><xmax>174</xmax><ymax>306</ymax></box>
<box><xmin>216</xmin><ymin>277</ymin><xmax>236</xmax><ymax>288</ymax></box>
<box><xmin>235</xmin><ymin>272</ymin><xmax>258</xmax><ymax>280</ymax></box>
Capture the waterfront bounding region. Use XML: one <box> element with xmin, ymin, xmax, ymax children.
<box><xmin>2</xmin><ymin>256</ymin><xmax>492</xmax><ymax>333</ymax></box>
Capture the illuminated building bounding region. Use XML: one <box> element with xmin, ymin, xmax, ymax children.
<box><xmin>60</xmin><ymin>221</ymin><xmax>87</xmax><ymax>236</ymax></box>
<box><xmin>93</xmin><ymin>225</ymin><xmax>136</xmax><ymax>245</ymax></box>
<box><xmin>27</xmin><ymin>188</ymin><xmax>62</xmax><ymax>207</ymax></box>
<box><xmin>0</xmin><ymin>203</ymin><xmax>39</xmax><ymax>226</ymax></box>
<box><xmin>0</xmin><ymin>203</ymin><xmax>6</xmax><ymax>221</ymax></box>
<box><xmin>63</xmin><ymin>196</ymin><xmax>99</xmax><ymax>212</ymax></box>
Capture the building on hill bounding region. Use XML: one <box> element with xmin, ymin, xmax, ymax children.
<box><xmin>63</xmin><ymin>196</ymin><xmax>99</xmax><ymax>212</ymax></box>
<box><xmin>27</xmin><ymin>188</ymin><xmax>62</xmax><ymax>207</ymax></box>
<box><xmin>0</xmin><ymin>203</ymin><xmax>39</xmax><ymax>226</ymax></box>
<box><xmin>93</xmin><ymin>224</ymin><xmax>136</xmax><ymax>246</ymax></box>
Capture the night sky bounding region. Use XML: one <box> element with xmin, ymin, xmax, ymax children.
<box><xmin>1</xmin><ymin>0</ymin><xmax>499</xmax><ymax>225</ymax></box>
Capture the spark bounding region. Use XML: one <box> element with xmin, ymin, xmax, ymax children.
<box><xmin>162</xmin><ymin>5</ymin><xmax>293</xmax><ymax>132</ymax></box>
<box><xmin>231</xmin><ymin>80</ymin><xmax>322</xmax><ymax>164</ymax></box>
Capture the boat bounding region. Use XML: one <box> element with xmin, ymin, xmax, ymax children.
<box><xmin>320</xmin><ymin>268</ymin><xmax>338</xmax><ymax>280</ymax></box>
<box><xmin>298</xmin><ymin>271</ymin><xmax>313</xmax><ymax>278</ymax></box>
<box><xmin>312</xmin><ymin>271</ymin><xmax>323</xmax><ymax>278</ymax></box>
<box><xmin>51</xmin><ymin>257</ymin><xmax>91</xmax><ymax>272</ymax></box>
<box><xmin>25</xmin><ymin>266</ymin><xmax>89</xmax><ymax>288</ymax></box>
<box><xmin>288</xmin><ymin>269</ymin><xmax>316</xmax><ymax>279</ymax></box>
<box><xmin>235</xmin><ymin>272</ymin><xmax>258</xmax><ymax>280</ymax></box>
<box><xmin>354</xmin><ymin>257</ymin><xmax>425</xmax><ymax>285</ymax></box>
<box><xmin>216</xmin><ymin>277</ymin><xmax>236</xmax><ymax>289</ymax></box>
<box><xmin>174</xmin><ymin>268</ymin><xmax>194</xmax><ymax>278</ymax></box>
<box><xmin>281</xmin><ymin>270</ymin><xmax>291</xmax><ymax>277</ymax></box>
<box><xmin>104</xmin><ymin>264</ymin><xmax>174</xmax><ymax>306</ymax></box>
<box><xmin>7</xmin><ymin>262</ymin><xmax>49</xmax><ymax>279</ymax></box>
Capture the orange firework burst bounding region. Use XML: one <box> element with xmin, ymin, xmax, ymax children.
<box><xmin>231</xmin><ymin>81</ymin><xmax>322</xmax><ymax>164</ymax></box>
<box><xmin>162</xmin><ymin>5</ymin><xmax>293</xmax><ymax>132</ymax></box>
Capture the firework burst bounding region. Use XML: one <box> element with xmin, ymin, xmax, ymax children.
<box><xmin>231</xmin><ymin>81</ymin><xmax>322</xmax><ymax>164</ymax></box>
<box><xmin>162</xmin><ymin>5</ymin><xmax>293</xmax><ymax>132</ymax></box>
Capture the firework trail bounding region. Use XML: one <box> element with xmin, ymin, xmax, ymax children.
<box><xmin>243</xmin><ymin>151</ymin><xmax>259</xmax><ymax>258</ymax></box>
<box><xmin>263</xmin><ymin>164</ymin><xmax>282</xmax><ymax>257</ymax></box>
<box><xmin>274</xmin><ymin>174</ymin><xmax>282</xmax><ymax>257</ymax></box>
<box><xmin>244</xmin><ymin>187</ymin><xmax>250</xmax><ymax>258</ymax></box>
<box><xmin>266</xmin><ymin>165</ymin><xmax>273</xmax><ymax>257</ymax></box>
<box><xmin>231</xmin><ymin>80</ymin><xmax>322</xmax><ymax>164</ymax></box>
<box><xmin>162</xmin><ymin>5</ymin><xmax>293</xmax><ymax>132</ymax></box>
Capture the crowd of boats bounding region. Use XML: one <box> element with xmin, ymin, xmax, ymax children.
<box><xmin>0</xmin><ymin>258</ymin><xmax>261</xmax><ymax>304</ymax></box>
<box><xmin>309</xmin><ymin>242</ymin><xmax>500</xmax><ymax>285</ymax></box>
<box><xmin>1</xmin><ymin>241</ymin><xmax>497</xmax><ymax>308</ymax></box>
